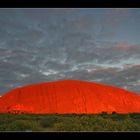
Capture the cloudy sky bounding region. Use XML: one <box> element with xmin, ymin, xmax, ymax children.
<box><xmin>0</xmin><ymin>8</ymin><xmax>140</xmax><ymax>95</ymax></box>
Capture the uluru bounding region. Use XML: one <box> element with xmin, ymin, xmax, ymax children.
<box><xmin>0</xmin><ymin>80</ymin><xmax>140</xmax><ymax>114</ymax></box>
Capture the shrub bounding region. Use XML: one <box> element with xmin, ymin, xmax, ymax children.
<box><xmin>0</xmin><ymin>113</ymin><xmax>140</xmax><ymax>131</ymax></box>
<box><xmin>2</xmin><ymin>120</ymin><xmax>42</xmax><ymax>131</ymax></box>
<box><xmin>39</xmin><ymin>116</ymin><xmax>60</xmax><ymax>128</ymax></box>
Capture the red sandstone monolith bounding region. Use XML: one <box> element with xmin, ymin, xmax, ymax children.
<box><xmin>0</xmin><ymin>80</ymin><xmax>140</xmax><ymax>114</ymax></box>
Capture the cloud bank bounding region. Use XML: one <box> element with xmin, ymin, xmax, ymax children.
<box><xmin>0</xmin><ymin>8</ymin><xmax>140</xmax><ymax>95</ymax></box>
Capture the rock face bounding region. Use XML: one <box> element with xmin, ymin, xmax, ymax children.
<box><xmin>0</xmin><ymin>80</ymin><xmax>140</xmax><ymax>114</ymax></box>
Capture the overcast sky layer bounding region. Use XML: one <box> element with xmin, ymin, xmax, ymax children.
<box><xmin>0</xmin><ymin>8</ymin><xmax>140</xmax><ymax>95</ymax></box>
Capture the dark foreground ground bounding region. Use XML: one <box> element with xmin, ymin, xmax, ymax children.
<box><xmin>0</xmin><ymin>113</ymin><xmax>140</xmax><ymax>131</ymax></box>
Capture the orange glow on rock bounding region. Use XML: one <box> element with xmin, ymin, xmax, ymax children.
<box><xmin>0</xmin><ymin>80</ymin><xmax>140</xmax><ymax>114</ymax></box>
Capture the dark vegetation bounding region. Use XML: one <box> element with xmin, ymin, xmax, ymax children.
<box><xmin>0</xmin><ymin>113</ymin><xmax>140</xmax><ymax>131</ymax></box>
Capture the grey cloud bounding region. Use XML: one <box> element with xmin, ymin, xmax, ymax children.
<box><xmin>0</xmin><ymin>9</ymin><xmax>140</xmax><ymax>95</ymax></box>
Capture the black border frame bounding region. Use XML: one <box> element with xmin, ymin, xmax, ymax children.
<box><xmin>0</xmin><ymin>0</ymin><xmax>140</xmax><ymax>8</ymax></box>
<box><xmin>1</xmin><ymin>132</ymin><xmax>140</xmax><ymax>139</ymax></box>
<box><xmin>0</xmin><ymin>0</ymin><xmax>140</xmax><ymax>139</ymax></box>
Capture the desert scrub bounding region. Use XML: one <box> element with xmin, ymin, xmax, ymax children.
<box><xmin>118</xmin><ymin>118</ymin><xmax>140</xmax><ymax>131</ymax></box>
<box><xmin>39</xmin><ymin>115</ymin><xmax>61</xmax><ymax>128</ymax></box>
<box><xmin>0</xmin><ymin>120</ymin><xmax>42</xmax><ymax>131</ymax></box>
<box><xmin>0</xmin><ymin>113</ymin><xmax>140</xmax><ymax>131</ymax></box>
<box><xmin>52</xmin><ymin>122</ymin><xmax>84</xmax><ymax>131</ymax></box>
